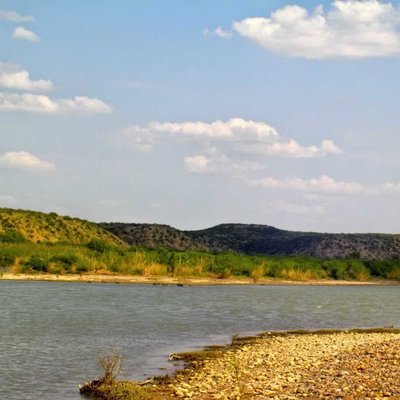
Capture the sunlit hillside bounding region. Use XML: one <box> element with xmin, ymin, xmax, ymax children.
<box><xmin>0</xmin><ymin>208</ymin><xmax>123</xmax><ymax>246</ymax></box>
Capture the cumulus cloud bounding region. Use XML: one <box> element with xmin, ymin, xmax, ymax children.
<box><xmin>13</xmin><ymin>26</ymin><xmax>39</xmax><ymax>42</ymax></box>
<box><xmin>0</xmin><ymin>63</ymin><xmax>53</xmax><ymax>92</ymax></box>
<box><xmin>0</xmin><ymin>151</ymin><xmax>56</xmax><ymax>173</ymax></box>
<box><xmin>184</xmin><ymin>147</ymin><xmax>264</xmax><ymax>174</ymax></box>
<box><xmin>120</xmin><ymin>118</ymin><xmax>342</xmax><ymax>158</ymax></box>
<box><xmin>239</xmin><ymin>138</ymin><xmax>343</xmax><ymax>158</ymax></box>
<box><xmin>149</xmin><ymin>118</ymin><xmax>279</xmax><ymax>140</ymax></box>
<box><xmin>233</xmin><ymin>0</ymin><xmax>400</xmax><ymax>59</ymax></box>
<box><xmin>0</xmin><ymin>92</ymin><xmax>112</xmax><ymax>114</ymax></box>
<box><xmin>204</xmin><ymin>26</ymin><xmax>232</xmax><ymax>39</ymax></box>
<box><xmin>0</xmin><ymin>63</ymin><xmax>111</xmax><ymax>115</ymax></box>
<box><xmin>249</xmin><ymin>175</ymin><xmax>400</xmax><ymax>196</ymax></box>
<box><xmin>119</xmin><ymin>124</ymin><xmax>157</xmax><ymax>152</ymax></box>
<box><xmin>381</xmin><ymin>182</ymin><xmax>400</xmax><ymax>193</ymax></box>
<box><xmin>0</xmin><ymin>10</ymin><xmax>34</xmax><ymax>23</ymax></box>
<box><xmin>249</xmin><ymin>175</ymin><xmax>366</xmax><ymax>194</ymax></box>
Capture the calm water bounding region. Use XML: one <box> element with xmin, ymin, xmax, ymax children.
<box><xmin>0</xmin><ymin>281</ymin><xmax>399</xmax><ymax>400</ymax></box>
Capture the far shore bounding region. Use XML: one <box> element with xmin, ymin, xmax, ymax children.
<box><xmin>1</xmin><ymin>272</ymin><xmax>399</xmax><ymax>286</ymax></box>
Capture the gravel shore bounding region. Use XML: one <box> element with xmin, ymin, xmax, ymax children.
<box><xmin>156</xmin><ymin>330</ymin><xmax>400</xmax><ymax>399</ymax></box>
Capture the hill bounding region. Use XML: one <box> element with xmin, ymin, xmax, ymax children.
<box><xmin>100</xmin><ymin>222</ymin><xmax>400</xmax><ymax>260</ymax></box>
<box><xmin>0</xmin><ymin>208</ymin><xmax>123</xmax><ymax>246</ymax></box>
<box><xmin>99</xmin><ymin>222</ymin><xmax>205</xmax><ymax>251</ymax></box>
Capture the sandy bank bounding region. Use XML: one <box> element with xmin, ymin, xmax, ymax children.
<box><xmin>152</xmin><ymin>329</ymin><xmax>400</xmax><ymax>399</ymax></box>
<box><xmin>1</xmin><ymin>272</ymin><xmax>398</xmax><ymax>286</ymax></box>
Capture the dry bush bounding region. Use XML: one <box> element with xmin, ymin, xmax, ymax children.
<box><xmin>10</xmin><ymin>257</ymin><xmax>22</xmax><ymax>273</ymax></box>
<box><xmin>279</xmin><ymin>268</ymin><xmax>320</xmax><ymax>281</ymax></box>
<box><xmin>143</xmin><ymin>262</ymin><xmax>167</xmax><ymax>276</ymax></box>
<box><xmin>250</xmin><ymin>264</ymin><xmax>265</xmax><ymax>282</ymax></box>
<box><xmin>172</xmin><ymin>262</ymin><xmax>205</xmax><ymax>276</ymax></box>
<box><xmin>98</xmin><ymin>348</ymin><xmax>123</xmax><ymax>385</ymax></box>
<box><xmin>387</xmin><ymin>267</ymin><xmax>400</xmax><ymax>280</ymax></box>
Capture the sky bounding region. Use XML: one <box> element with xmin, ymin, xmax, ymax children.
<box><xmin>1</xmin><ymin>0</ymin><xmax>400</xmax><ymax>233</ymax></box>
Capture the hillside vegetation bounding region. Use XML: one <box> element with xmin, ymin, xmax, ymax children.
<box><xmin>1</xmin><ymin>242</ymin><xmax>399</xmax><ymax>281</ymax></box>
<box><xmin>0</xmin><ymin>208</ymin><xmax>123</xmax><ymax>246</ymax></box>
<box><xmin>100</xmin><ymin>223</ymin><xmax>400</xmax><ymax>261</ymax></box>
<box><xmin>0</xmin><ymin>208</ymin><xmax>399</xmax><ymax>281</ymax></box>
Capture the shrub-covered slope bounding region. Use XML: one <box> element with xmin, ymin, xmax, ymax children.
<box><xmin>99</xmin><ymin>222</ymin><xmax>205</xmax><ymax>251</ymax></box>
<box><xmin>100</xmin><ymin>222</ymin><xmax>400</xmax><ymax>260</ymax></box>
<box><xmin>0</xmin><ymin>208</ymin><xmax>123</xmax><ymax>246</ymax></box>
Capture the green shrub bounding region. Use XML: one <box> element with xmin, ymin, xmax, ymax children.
<box><xmin>87</xmin><ymin>239</ymin><xmax>109</xmax><ymax>253</ymax></box>
<box><xmin>51</xmin><ymin>254</ymin><xmax>78</xmax><ymax>266</ymax></box>
<box><xmin>0</xmin><ymin>230</ymin><xmax>26</xmax><ymax>243</ymax></box>
<box><xmin>24</xmin><ymin>256</ymin><xmax>48</xmax><ymax>272</ymax></box>
<box><xmin>0</xmin><ymin>255</ymin><xmax>14</xmax><ymax>269</ymax></box>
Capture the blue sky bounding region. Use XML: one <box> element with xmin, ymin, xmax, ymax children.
<box><xmin>1</xmin><ymin>0</ymin><xmax>400</xmax><ymax>233</ymax></box>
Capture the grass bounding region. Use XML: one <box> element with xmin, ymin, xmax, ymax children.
<box><xmin>80</xmin><ymin>348</ymin><xmax>156</xmax><ymax>400</ymax></box>
<box><xmin>0</xmin><ymin>239</ymin><xmax>399</xmax><ymax>281</ymax></box>
<box><xmin>85</xmin><ymin>381</ymin><xmax>155</xmax><ymax>400</ymax></box>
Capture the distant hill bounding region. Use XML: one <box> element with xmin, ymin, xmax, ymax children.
<box><xmin>99</xmin><ymin>222</ymin><xmax>204</xmax><ymax>251</ymax></box>
<box><xmin>100</xmin><ymin>222</ymin><xmax>400</xmax><ymax>260</ymax></box>
<box><xmin>1</xmin><ymin>207</ymin><xmax>398</xmax><ymax>260</ymax></box>
<box><xmin>0</xmin><ymin>208</ymin><xmax>123</xmax><ymax>246</ymax></box>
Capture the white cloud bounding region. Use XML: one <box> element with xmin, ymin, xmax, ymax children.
<box><xmin>249</xmin><ymin>175</ymin><xmax>366</xmax><ymax>194</ymax></box>
<box><xmin>381</xmin><ymin>182</ymin><xmax>400</xmax><ymax>193</ymax></box>
<box><xmin>0</xmin><ymin>63</ymin><xmax>53</xmax><ymax>92</ymax></box>
<box><xmin>204</xmin><ymin>26</ymin><xmax>232</xmax><ymax>39</ymax></box>
<box><xmin>0</xmin><ymin>92</ymin><xmax>112</xmax><ymax>114</ymax></box>
<box><xmin>119</xmin><ymin>125</ymin><xmax>157</xmax><ymax>151</ymax></box>
<box><xmin>60</xmin><ymin>96</ymin><xmax>112</xmax><ymax>114</ymax></box>
<box><xmin>0</xmin><ymin>151</ymin><xmax>56</xmax><ymax>173</ymax></box>
<box><xmin>149</xmin><ymin>118</ymin><xmax>279</xmax><ymax>140</ymax></box>
<box><xmin>121</xmin><ymin>118</ymin><xmax>342</xmax><ymax>159</ymax></box>
<box><xmin>233</xmin><ymin>0</ymin><xmax>400</xmax><ymax>59</ymax></box>
<box><xmin>13</xmin><ymin>26</ymin><xmax>39</xmax><ymax>42</ymax></box>
<box><xmin>184</xmin><ymin>147</ymin><xmax>264</xmax><ymax>174</ymax></box>
<box><xmin>0</xmin><ymin>10</ymin><xmax>34</xmax><ymax>23</ymax></box>
<box><xmin>320</xmin><ymin>139</ymin><xmax>343</xmax><ymax>155</ymax></box>
<box><xmin>0</xmin><ymin>64</ymin><xmax>111</xmax><ymax>114</ymax></box>
<box><xmin>250</xmin><ymin>175</ymin><xmax>400</xmax><ymax>197</ymax></box>
<box><xmin>239</xmin><ymin>138</ymin><xmax>343</xmax><ymax>158</ymax></box>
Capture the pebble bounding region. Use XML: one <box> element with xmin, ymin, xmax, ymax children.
<box><xmin>158</xmin><ymin>331</ymin><xmax>400</xmax><ymax>399</ymax></box>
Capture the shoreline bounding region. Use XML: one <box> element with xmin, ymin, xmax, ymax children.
<box><xmin>81</xmin><ymin>327</ymin><xmax>400</xmax><ymax>399</ymax></box>
<box><xmin>1</xmin><ymin>272</ymin><xmax>399</xmax><ymax>286</ymax></box>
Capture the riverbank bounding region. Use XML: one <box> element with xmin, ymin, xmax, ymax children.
<box><xmin>83</xmin><ymin>328</ymin><xmax>400</xmax><ymax>399</ymax></box>
<box><xmin>1</xmin><ymin>272</ymin><xmax>398</xmax><ymax>286</ymax></box>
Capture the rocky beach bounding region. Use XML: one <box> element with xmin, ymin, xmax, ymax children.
<box><xmin>150</xmin><ymin>329</ymin><xmax>400</xmax><ymax>399</ymax></box>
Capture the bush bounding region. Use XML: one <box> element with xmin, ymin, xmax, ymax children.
<box><xmin>0</xmin><ymin>230</ymin><xmax>26</xmax><ymax>243</ymax></box>
<box><xmin>51</xmin><ymin>254</ymin><xmax>78</xmax><ymax>266</ymax></box>
<box><xmin>24</xmin><ymin>256</ymin><xmax>48</xmax><ymax>272</ymax></box>
<box><xmin>250</xmin><ymin>264</ymin><xmax>265</xmax><ymax>282</ymax></box>
<box><xmin>87</xmin><ymin>239</ymin><xmax>109</xmax><ymax>253</ymax></box>
<box><xmin>98</xmin><ymin>348</ymin><xmax>123</xmax><ymax>385</ymax></box>
<box><xmin>0</xmin><ymin>255</ymin><xmax>14</xmax><ymax>269</ymax></box>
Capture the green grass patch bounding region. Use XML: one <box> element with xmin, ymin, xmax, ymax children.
<box><xmin>0</xmin><ymin>240</ymin><xmax>399</xmax><ymax>281</ymax></box>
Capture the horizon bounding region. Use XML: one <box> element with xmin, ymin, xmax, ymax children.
<box><xmin>1</xmin><ymin>0</ymin><xmax>400</xmax><ymax>233</ymax></box>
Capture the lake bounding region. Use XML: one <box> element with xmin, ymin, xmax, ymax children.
<box><xmin>0</xmin><ymin>281</ymin><xmax>399</xmax><ymax>399</ymax></box>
